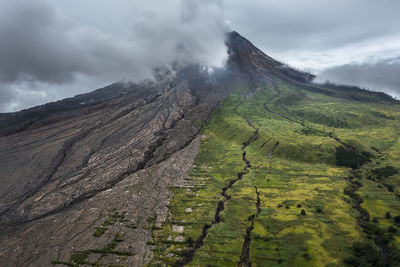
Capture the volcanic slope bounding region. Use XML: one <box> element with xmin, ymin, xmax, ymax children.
<box><xmin>0</xmin><ymin>32</ymin><xmax>399</xmax><ymax>267</ymax></box>
<box><xmin>149</xmin><ymin>34</ymin><xmax>400</xmax><ymax>266</ymax></box>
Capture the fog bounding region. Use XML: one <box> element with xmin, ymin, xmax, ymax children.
<box><xmin>0</xmin><ymin>0</ymin><xmax>229</xmax><ymax>112</ymax></box>
<box><xmin>1</xmin><ymin>0</ymin><xmax>399</xmax><ymax>112</ymax></box>
<box><xmin>315</xmin><ymin>57</ymin><xmax>400</xmax><ymax>99</ymax></box>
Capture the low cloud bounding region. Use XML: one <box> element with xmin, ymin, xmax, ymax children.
<box><xmin>314</xmin><ymin>58</ymin><xmax>400</xmax><ymax>99</ymax></box>
<box><xmin>0</xmin><ymin>0</ymin><xmax>229</xmax><ymax>112</ymax></box>
<box><xmin>225</xmin><ymin>0</ymin><xmax>400</xmax><ymax>71</ymax></box>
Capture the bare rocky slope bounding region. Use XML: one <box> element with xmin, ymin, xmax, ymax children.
<box><xmin>0</xmin><ymin>32</ymin><xmax>395</xmax><ymax>266</ymax></box>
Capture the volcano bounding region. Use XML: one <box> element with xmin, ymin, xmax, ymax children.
<box><xmin>0</xmin><ymin>32</ymin><xmax>399</xmax><ymax>267</ymax></box>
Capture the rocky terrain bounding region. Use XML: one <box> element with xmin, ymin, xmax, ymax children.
<box><xmin>0</xmin><ymin>64</ymin><xmax>229</xmax><ymax>266</ymax></box>
<box><xmin>1</xmin><ymin>32</ymin><xmax>399</xmax><ymax>266</ymax></box>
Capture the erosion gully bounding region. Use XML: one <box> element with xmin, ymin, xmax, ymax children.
<box><xmin>264</xmin><ymin>79</ymin><xmax>391</xmax><ymax>264</ymax></box>
<box><xmin>238</xmin><ymin>186</ymin><xmax>261</xmax><ymax>267</ymax></box>
<box><xmin>174</xmin><ymin>102</ymin><xmax>260</xmax><ymax>267</ymax></box>
<box><xmin>176</xmin><ymin>79</ymin><xmax>360</xmax><ymax>266</ymax></box>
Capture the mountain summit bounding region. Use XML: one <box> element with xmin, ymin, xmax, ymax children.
<box><xmin>0</xmin><ymin>32</ymin><xmax>399</xmax><ymax>267</ymax></box>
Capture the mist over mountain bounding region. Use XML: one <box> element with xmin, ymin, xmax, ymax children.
<box><xmin>0</xmin><ymin>0</ymin><xmax>229</xmax><ymax>112</ymax></box>
<box><xmin>1</xmin><ymin>0</ymin><xmax>400</xmax><ymax>112</ymax></box>
<box><xmin>315</xmin><ymin>57</ymin><xmax>400</xmax><ymax>99</ymax></box>
<box><xmin>1</xmin><ymin>30</ymin><xmax>399</xmax><ymax>267</ymax></box>
<box><xmin>1</xmin><ymin>1</ymin><xmax>400</xmax><ymax>267</ymax></box>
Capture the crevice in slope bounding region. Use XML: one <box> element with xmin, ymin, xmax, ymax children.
<box><xmin>263</xmin><ymin>80</ymin><xmax>303</xmax><ymax>125</ymax></box>
<box><xmin>263</xmin><ymin>78</ymin><xmax>395</xmax><ymax>263</ymax></box>
<box><xmin>343</xmin><ymin>173</ymin><xmax>393</xmax><ymax>265</ymax></box>
<box><xmin>263</xmin><ymin>80</ymin><xmax>359</xmax><ymax>153</ymax></box>
<box><xmin>2</xmin><ymin>121</ymin><xmax>198</xmax><ymax>230</ymax></box>
<box><xmin>0</xmin><ymin>97</ymin><xmax>205</xmax><ymax>229</ymax></box>
<box><xmin>238</xmin><ymin>186</ymin><xmax>261</xmax><ymax>267</ymax></box>
<box><xmin>0</xmin><ymin>98</ymin><xmax>160</xmax><ymax>220</ymax></box>
<box><xmin>265</xmin><ymin>141</ymin><xmax>280</xmax><ymax>168</ymax></box>
<box><xmin>174</xmin><ymin>122</ymin><xmax>259</xmax><ymax>267</ymax></box>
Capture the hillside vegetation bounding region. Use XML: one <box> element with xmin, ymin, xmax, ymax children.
<box><xmin>148</xmin><ymin>76</ymin><xmax>400</xmax><ymax>266</ymax></box>
<box><xmin>2</xmin><ymin>31</ymin><xmax>399</xmax><ymax>267</ymax></box>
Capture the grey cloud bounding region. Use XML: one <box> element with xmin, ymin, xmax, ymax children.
<box><xmin>0</xmin><ymin>0</ymin><xmax>229</xmax><ymax>112</ymax></box>
<box><xmin>226</xmin><ymin>0</ymin><xmax>400</xmax><ymax>52</ymax></box>
<box><xmin>0</xmin><ymin>1</ymin><xmax>87</xmax><ymax>83</ymax></box>
<box><xmin>223</xmin><ymin>0</ymin><xmax>400</xmax><ymax>97</ymax></box>
<box><xmin>2</xmin><ymin>0</ymin><xmax>400</xmax><ymax>112</ymax></box>
<box><xmin>314</xmin><ymin>58</ymin><xmax>400</xmax><ymax>99</ymax></box>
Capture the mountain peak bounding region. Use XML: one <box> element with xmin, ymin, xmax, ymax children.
<box><xmin>1</xmin><ymin>30</ymin><xmax>399</xmax><ymax>267</ymax></box>
<box><xmin>226</xmin><ymin>31</ymin><xmax>315</xmax><ymax>83</ymax></box>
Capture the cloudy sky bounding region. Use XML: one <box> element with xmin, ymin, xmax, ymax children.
<box><xmin>1</xmin><ymin>0</ymin><xmax>399</xmax><ymax>112</ymax></box>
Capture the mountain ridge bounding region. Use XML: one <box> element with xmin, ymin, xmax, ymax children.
<box><xmin>1</xmin><ymin>31</ymin><xmax>397</xmax><ymax>137</ymax></box>
<box><xmin>0</xmin><ymin>31</ymin><xmax>399</xmax><ymax>267</ymax></box>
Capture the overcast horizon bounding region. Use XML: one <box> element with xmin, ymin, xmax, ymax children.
<box><xmin>1</xmin><ymin>0</ymin><xmax>399</xmax><ymax>112</ymax></box>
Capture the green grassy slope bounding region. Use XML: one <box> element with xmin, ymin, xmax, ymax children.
<box><xmin>148</xmin><ymin>78</ymin><xmax>400</xmax><ymax>267</ymax></box>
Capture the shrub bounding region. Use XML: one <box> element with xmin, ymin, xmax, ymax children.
<box><xmin>301</xmin><ymin>209</ymin><xmax>306</xmax><ymax>215</ymax></box>
<box><xmin>186</xmin><ymin>236</ymin><xmax>194</xmax><ymax>247</ymax></box>
<box><xmin>93</xmin><ymin>227</ymin><xmax>107</xmax><ymax>237</ymax></box>
<box><xmin>386</xmin><ymin>212</ymin><xmax>391</xmax><ymax>219</ymax></box>
<box><xmin>303</xmin><ymin>252</ymin><xmax>310</xmax><ymax>259</ymax></box>
<box><xmin>70</xmin><ymin>251</ymin><xmax>90</xmax><ymax>264</ymax></box>
<box><xmin>336</xmin><ymin>146</ymin><xmax>371</xmax><ymax>169</ymax></box>
<box><xmin>297</xmin><ymin>204</ymin><xmax>302</xmax><ymax>208</ymax></box>
<box><xmin>372</xmin><ymin>217</ymin><xmax>379</xmax><ymax>223</ymax></box>
<box><xmin>364</xmin><ymin>222</ymin><xmax>383</xmax><ymax>236</ymax></box>
<box><xmin>372</xmin><ymin>166</ymin><xmax>398</xmax><ymax>179</ymax></box>
<box><xmin>394</xmin><ymin>216</ymin><xmax>400</xmax><ymax>224</ymax></box>
<box><xmin>386</xmin><ymin>184</ymin><xmax>395</xmax><ymax>192</ymax></box>
<box><xmin>344</xmin><ymin>242</ymin><xmax>382</xmax><ymax>266</ymax></box>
